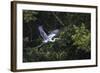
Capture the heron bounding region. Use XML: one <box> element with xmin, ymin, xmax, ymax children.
<box><xmin>38</xmin><ymin>25</ymin><xmax>59</xmax><ymax>43</ymax></box>
<box><xmin>33</xmin><ymin>25</ymin><xmax>59</xmax><ymax>49</ymax></box>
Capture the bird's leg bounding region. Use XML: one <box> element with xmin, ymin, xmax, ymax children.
<box><xmin>32</xmin><ymin>43</ymin><xmax>44</xmax><ymax>51</ymax></box>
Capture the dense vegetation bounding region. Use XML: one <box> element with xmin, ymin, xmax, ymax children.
<box><xmin>23</xmin><ymin>10</ymin><xmax>91</xmax><ymax>62</ymax></box>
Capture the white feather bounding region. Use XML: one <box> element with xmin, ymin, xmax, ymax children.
<box><xmin>38</xmin><ymin>26</ymin><xmax>59</xmax><ymax>43</ymax></box>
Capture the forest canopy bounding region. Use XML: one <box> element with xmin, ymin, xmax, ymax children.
<box><xmin>23</xmin><ymin>10</ymin><xmax>91</xmax><ymax>62</ymax></box>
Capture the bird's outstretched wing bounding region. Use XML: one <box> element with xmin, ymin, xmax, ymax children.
<box><xmin>48</xmin><ymin>29</ymin><xmax>59</xmax><ymax>39</ymax></box>
<box><xmin>38</xmin><ymin>26</ymin><xmax>48</xmax><ymax>40</ymax></box>
<box><xmin>50</xmin><ymin>29</ymin><xmax>59</xmax><ymax>34</ymax></box>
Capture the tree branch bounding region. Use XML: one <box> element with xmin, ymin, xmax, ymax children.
<box><xmin>52</xmin><ymin>12</ymin><xmax>65</xmax><ymax>26</ymax></box>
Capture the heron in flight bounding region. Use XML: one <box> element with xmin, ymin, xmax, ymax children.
<box><xmin>38</xmin><ymin>25</ymin><xmax>59</xmax><ymax>43</ymax></box>
<box><xmin>33</xmin><ymin>25</ymin><xmax>60</xmax><ymax>49</ymax></box>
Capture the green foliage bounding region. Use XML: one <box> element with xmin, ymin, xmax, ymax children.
<box><xmin>23</xmin><ymin>10</ymin><xmax>38</xmax><ymax>23</ymax></box>
<box><xmin>23</xmin><ymin>42</ymin><xmax>68</xmax><ymax>62</ymax></box>
<box><xmin>23</xmin><ymin>10</ymin><xmax>91</xmax><ymax>62</ymax></box>
<box><xmin>71</xmin><ymin>23</ymin><xmax>91</xmax><ymax>51</ymax></box>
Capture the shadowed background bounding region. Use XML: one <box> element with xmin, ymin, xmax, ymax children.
<box><xmin>23</xmin><ymin>10</ymin><xmax>91</xmax><ymax>62</ymax></box>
